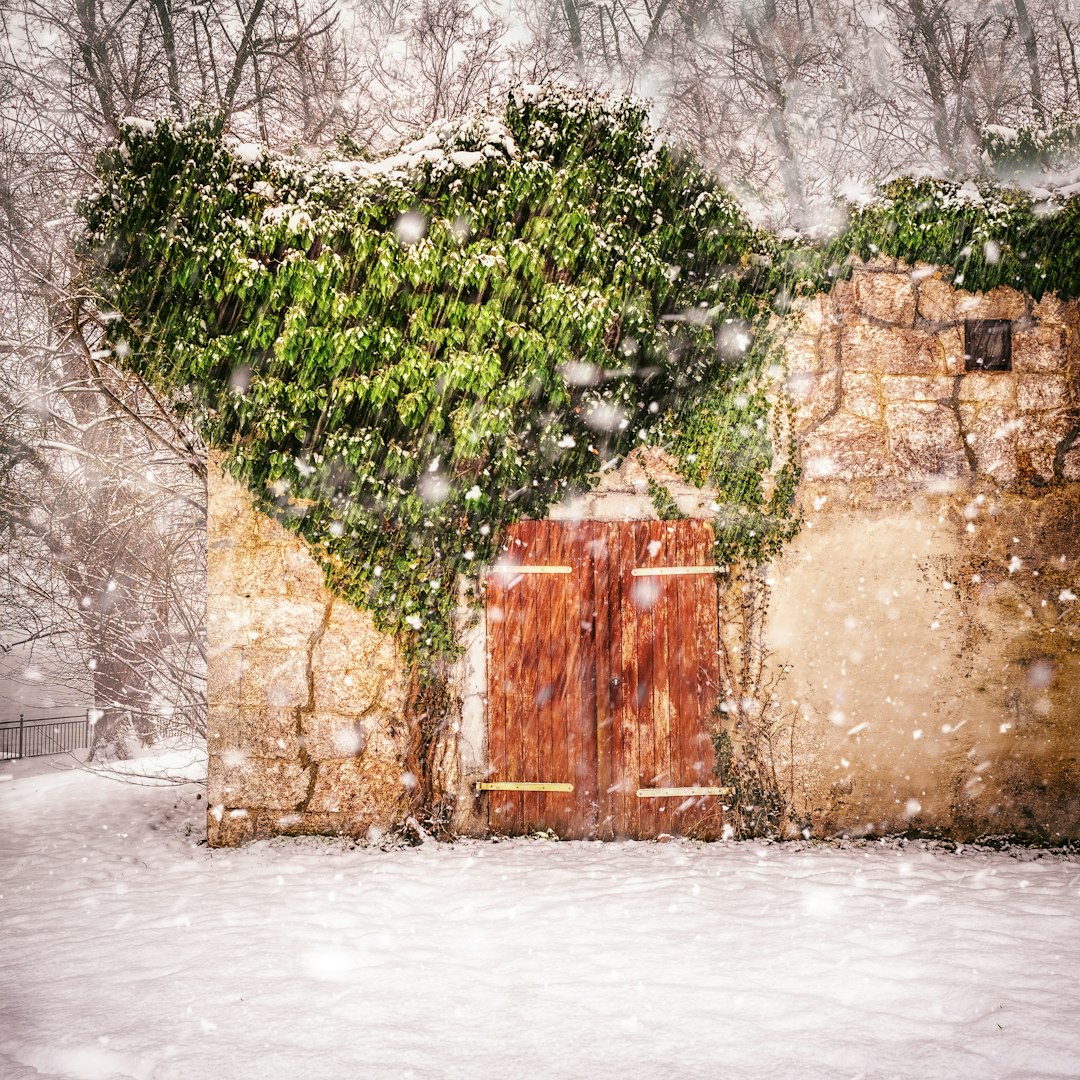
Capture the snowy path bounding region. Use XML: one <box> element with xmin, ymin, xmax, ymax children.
<box><xmin>2</xmin><ymin>759</ymin><xmax>1079</xmax><ymax>1080</ymax></box>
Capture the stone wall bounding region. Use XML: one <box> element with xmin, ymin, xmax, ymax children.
<box><xmin>787</xmin><ymin>261</ymin><xmax>1080</xmax><ymax>487</ymax></box>
<box><xmin>206</xmin><ymin>457</ymin><xmax>410</xmax><ymax>846</ymax></box>
<box><xmin>759</xmin><ymin>264</ymin><xmax>1080</xmax><ymax>841</ymax></box>
<box><xmin>549</xmin><ymin>446</ymin><xmax>722</xmax><ymax>520</ymax></box>
<box><xmin>204</xmin><ymin>263</ymin><xmax>1080</xmax><ymax>845</ymax></box>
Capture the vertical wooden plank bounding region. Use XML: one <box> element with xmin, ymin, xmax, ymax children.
<box><xmin>531</xmin><ymin>521</ymin><xmax>549</xmax><ymax>831</ymax></box>
<box><xmin>673</xmin><ymin>521</ymin><xmax>700</xmax><ymax>834</ymax></box>
<box><xmin>682</xmin><ymin>520</ymin><xmax>703</xmax><ymax>837</ymax></box>
<box><xmin>658</xmin><ymin>521</ymin><xmax>677</xmax><ymax>837</ymax></box>
<box><xmin>620</xmin><ymin>522</ymin><xmax>636</xmax><ymax>839</ymax></box>
<box><xmin>693</xmin><ymin>519</ymin><xmax>723</xmax><ymax>839</ymax></box>
<box><xmin>666</xmin><ymin>522</ymin><xmax>684</xmax><ymax>832</ymax></box>
<box><xmin>587</xmin><ymin>518</ymin><xmax>604</xmax><ymax>838</ymax></box>
<box><xmin>631</xmin><ymin>521</ymin><xmax>654</xmax><ymax>839</ymax></box>
<box><xmin>573</xmin><ymin>521</ymin><xmax>591</xmax><ymax>837</ymax></box>
<box><xmin>646</xmin><ymin>519</ymin><xmax>669</xmax><ymax>839</ymax></box>
<box><xmin>519</xmin><ymin>520</ymin><xmax>542</xmax><ymax>834</ymax></box>
<box><xmin>501</xmin><ymin>522</ymin><xmax>529</xmax><ymax>834</ymax></box>
<box><xmin>613</xmin><ymin>521</ymin><xmax>634</xmax><ymax>838</ymax></box>
<box><xmin>561</xmin><ymin>520</ymin><xmax>587</xmax><ymax>833</ymax></box>
<box><xmin>707</xmin><ymin>522</ymin><xmax>724</xmax><ymax>839</ymax></box>
<box><xmin>510</xmin><ymin>520</ymin><xmax>532</xmax><ymax>835</ymax></box>
<box><xmin>540</xmin><ymin>520</ymin><xmax>564</xmax><ymax>833</ymax></box>
<box><xmin>666</xmin><ymin>522</ymin><xmax>683</xmax><ymax>833</ymax></box>
<box><xmin>506</xmin><ymin>524</ymin><xmax>527</xmax><ymax>835</ymax></box>
<box><xmin>485</xmin><ymin>556</ymin><xmax>508</xmax><ymax>834</ymax></box>
<box><xmin>593</xmin><ymin>522</ymin><xmax>613</xmax><ymax>840</ymax></box>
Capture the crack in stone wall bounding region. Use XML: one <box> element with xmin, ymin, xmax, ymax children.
<box><xmin>947</xmin><ymin>373</ymin><xmax>979</xmax><ymax>475</ymax></box>
<box><xmin>294</xmin><ymin>599</ymin><xmax>333</xmax><ymax>814</ymax></box>
<box><xmin>205</xmin><ymin>457</ymin><xmax>411</xmax><ymax>846</ymax></box>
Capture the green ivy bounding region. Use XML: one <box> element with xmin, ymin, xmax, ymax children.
<box><xmin>77</xmin><ymin>89</ymin><xmax>1080</xmax><ymax>671</ymax></box>
<box><xmin>647</xmin><ymin>478</ymin><xmax>685</xmax><ymax>521</ymax></box>
<box><xmin>829</xmin><ymin>175</ymin><xmax>1080</xmax><ymax>299</ymax></box>
<box><xmin>78</xmin><ymin>91</ymin><xmax>816</xmax><ymax>669</ymax></box>
<box><xmin>981</xmin><ymin>118</ymin><xmax>1080</xmax><ymax>176</ymax></box>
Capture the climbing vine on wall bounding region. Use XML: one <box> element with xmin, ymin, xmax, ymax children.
<box><xmin>79</xmin><ymin>88</ymin><xmax>1080</xmax><ymax>674</ymax></box>
<box><xmin>79</xmin><ymin>89</ymin><xmax>817</xmax><ymax>669</ymax></box>
<box><xmin>831</xmin><ymin>175</ymin><xmax>1080</xmax><ymax>300</ymax></box>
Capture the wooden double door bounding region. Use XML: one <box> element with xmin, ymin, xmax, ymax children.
<box><xmin>484</xmin><ymin>519</ymin><xmax>725</xmax><ymax>840</ymax></box>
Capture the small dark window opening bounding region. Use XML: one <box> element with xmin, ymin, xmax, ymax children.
<box><xmin>965</xmin><ymin>319</ymin><xmax>1012</xmax><ymax>372</ymax></box>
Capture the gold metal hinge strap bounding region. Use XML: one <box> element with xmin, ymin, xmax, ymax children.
<box><xmin>476</xmin><ymin>781</ymin><xmax>575</xmax><ymax>792</ymax></box>
<box><xmin>630</xmin><ymin>566</ymin><xmax>726</xmax><ymax>577</ymax></box>
<box><xmin>486</xmin><ymin>566</ymin><xmax>571</xmax><ymax>575</ymax></box>
<box><xmin>635</xmin><ymin>786</ymin><xmax>732</xmax><ymax>798</ymax></box>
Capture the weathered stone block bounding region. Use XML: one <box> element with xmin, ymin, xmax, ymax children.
<box><xmin>207</xmin><ymin>809</ymin><xmax>257</xmax><ymax>848</ymax></box>
<box><xmin>823</xmin><ymin>279</ymin><xmax>855</xmax><ymax>321</ymax></box>
<box><xmin>311</xmin><ymin>668</ymin><xmax>393</xmax><ymax>718</ymax></box>
<box><xmin>211</xmin><ymin>541</ymin><xmax>290</xmax><ymax>599</ymax></box>
<box><xmin>1022</xmin><ymin>448</ymin><xmax>1057</xmax><ymax>482</ymax></box>
<box><xmin>207</xmin><ymin>754</ymin><xmax>311</xmax><ymax>809</ymax></box>
<box><xmin>301</xmin><ymin>710</ymin><xmax>373</xmax><ymax>760</ymax></box>
<box><xmin>790</xmin><ymin>367</ymin><xmax>841</xmax><ymax>429</ymax></box>
<box><xmin>1018</xmin><ymin>375</ymin><xmax>1070</xmax><ymax>412</ymax></box>
<box><xmin>956</xmin><ymin>287</ymin><xmax>1028</xmax><ymax>321</ymax></box>
<box><xmin>241</xmin><ymin>648</ymin><xmax>311</xmax><ymax>708</ymax></box>
<box><xmin>786</xmin><ymin>336</ymin><xmax>822</xmax><ymax>375</ymax></box>
<box><xmin>282</xmin><ymin>543</ymin><xmax>330</xmax><ymax>596</ymax></box>
<box><xmin>884</xmin><ymin>402</ymin><xmax>969</xmax><ymax>480</ymax></box>
<box><xmin>792</xmin><ymin>295</ymin><xmax>826</xmax><ymax>334</ymax></box>
<box><xmin>1063</xmin><ymin>445</ymin><xmax>1080</xmax><ymax>481</ymax></box>
<box><xmin>800</xmin><ymin>414</ymin><xmax>892</xmax><ymax>480</ymax></box>
<box><xmin>1032</xmin><ymin>294</ymin><xmax>1073</xmax><ymax>325</ymax></box>
<box><xmin>937</xmin><ymin>327</ymin><xmax>966</xmax><ymax>374</ymax></box>
<box><xmin>840</xmin><ymin>325</ymin><xmax>943</xmax><ymax>375</ymax></box>
<box><xmin>853</xmin><ymin>270</ymin><xmax>917</xmax><ymax>325</ymax></box>
<box><xmin>962</xmin><ymin>404</ymin><xmax>1018</xmax><ymax>482</ymax></box>
<box><xmin>207</xmin><ymin>704</ymin><xmax>300</xmax><ymax>758</ymax></box>
<box><xmin>881</xmin><ymin>376</ymin><xmax>955</xmax><ymax>402</ymax></box>
<box><xmin>206</xmin><ymin>646</ymin><xmax>247</xmax><ymax>705</ymax></box>
<box><xmin>306</xmin><ymin>758</ymin><xmax>408</xmax><ymax>817</ymax></box>
<box><xmin>1014</xmin><ymin>326</ymin><xmax>1067</xmax><ymax>373</ymax></box>
<box><xmin>247</xmin><ymin>596</ymin><xmax>326</xmax><ymax>650</ymax></box>
<box><xmin>958</xmin><ymin>372</ymin><xmax>1017</xmax><ymax>405</ymax></box>
<box><xmin>207</xmin><ymin>471</ymin><xmax>252</xmax><ymax>533</ymax></box>
<box><xmin>207</xmin><ymin>598</ymin><xmax>254</xmax><ymax>650</ymax></box>
<box><xmin>841</xmin><ymin>373</ymin><xmax>882</xmax><ymax>421</ymax></box>
<box><xmin>1018</xmin><ymin>411</ymin><xmax>1076</xmax><ymax>452</ymax></box>
<box><xmin>255</xmin><ymin>810</ymin><xmax>373</xmax><ymax>839</ymax></box>
<box><xmin>313</xmin><ymin>601</ymin><xmax>399</xmax><ymax>677</ymax></box>
<box><xmin>916</xmin><ymin>277</ymin><xmax>957</xmax><ymax>323</ymax></box>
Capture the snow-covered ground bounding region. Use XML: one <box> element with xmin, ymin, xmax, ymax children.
<box><xmin>2</xmin><ymin>754</ymin><xmax>1079</xmax><ymax>1080</ymax></box>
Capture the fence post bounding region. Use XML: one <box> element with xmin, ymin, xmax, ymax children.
<box><xmin>18</xmin><ymin>714</ymin><xmax>24</xmax><ymax>760</ymax></box>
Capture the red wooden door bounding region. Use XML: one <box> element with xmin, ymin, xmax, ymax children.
<box><xmin>603</xmin><ymin>520</ymin><xmax>723</xmax><ymax>840</ymax></box>
<box><xmin>484</xmin><ymin>520</ymin><xmax>600</xmax><ymax>838</ymax></box>
<box><xmin>485</xmin><ymin>519</ymin><xmax>722</xmax><ymax>840</ymax></box>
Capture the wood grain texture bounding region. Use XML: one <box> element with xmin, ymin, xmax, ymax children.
<box><xmin>485</xmin><ymin>519</ymin><xmax>723</xmax><ymax>840</ymax></box>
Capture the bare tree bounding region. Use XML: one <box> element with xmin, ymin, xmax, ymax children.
<box><xmin>4</xmin><ymin>0</ymin><xmax>1080</xmax><ymax>757</ymax></box>
<box><xmin>0</xmin><ymin>340</ymin><xmax>207</xmax><ymax>754</ymax></box>
<box><xmin>0</xmin><ymin>0</ymin><xmax>371</xmax><ymax>754</ymax></box>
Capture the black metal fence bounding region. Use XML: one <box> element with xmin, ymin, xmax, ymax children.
<box><xmin>0</xmin><ymin>712</ymin><xmax>91</xmax><ymax>760</ymax></box>
<box><xmin>0</xmin><ymin>707</ymin><xmax>206</xmax><ymax>760</ymax></box>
